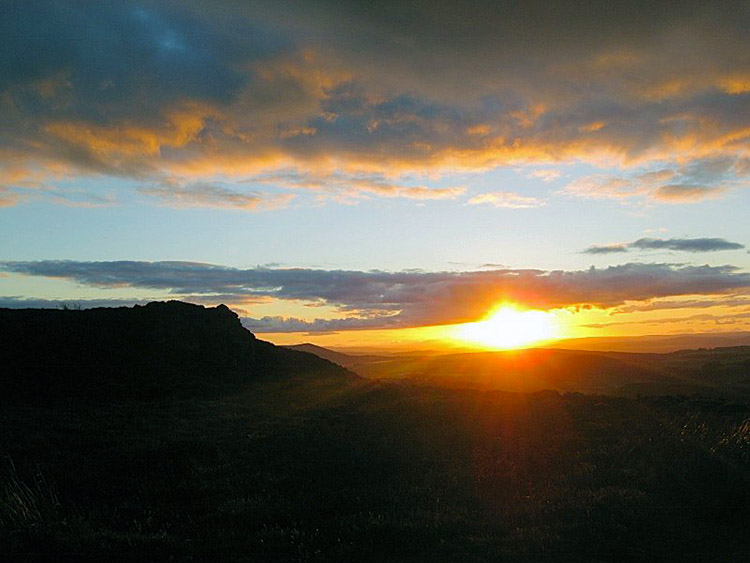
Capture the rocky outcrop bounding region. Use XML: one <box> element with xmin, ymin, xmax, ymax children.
<box><xmin>0</xmin><ymin>301</ymin><xmax>351</xmax><ymax>400</ymax></box>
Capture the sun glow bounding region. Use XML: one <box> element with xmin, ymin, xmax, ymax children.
<box><xmin>453</xmin><ymin>305</ymin><xmax>559</xmax><ymax>349</ymax></box>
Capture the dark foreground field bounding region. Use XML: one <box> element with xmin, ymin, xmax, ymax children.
<box><xmin>1</xmin><ymin>303</ymin><xmax>749</xmax><ymax>562</ymax></box>
<box><xmin>3</xmin><ymin>376</ymin><xmax>749</xmax><ymax>562</ymax></box>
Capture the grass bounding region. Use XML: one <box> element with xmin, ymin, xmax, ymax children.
<box><xmin>1</xmin><ymin>456</ymin><xmax>60</xmax><ymax>532</ymax></box>
<box><xmin>1</xmin><ymin>372</ymin><xmax>748</xmax><ymax>562</ymax></box>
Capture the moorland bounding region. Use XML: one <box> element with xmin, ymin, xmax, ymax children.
<box><xmin>1</xmin><ymin>302</ymin><xmax>748</xmax><ymax>562</ymax></box>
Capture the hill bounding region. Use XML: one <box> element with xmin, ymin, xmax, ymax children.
<box><xmin>553</xmin><ymin>332</ymin><xmax>750</xmax><ymax>353</ymax></box>
<box><xmin>1</xmin><ymin>302</ymin><xmax>748</xmax><ymax>561</ymax></box>
<box><xmin>0</xmin><ymin>301</ymin><xmax>352</xmax><ymax>400</ymax></box>
<box><xmin>284</xmin><ymin>343</ymin><xmax>362</xmax><ymax>366</ymax></box>
<box><xmin>293</xmin><ymin>343</ymin><xmax>750</xmax><ymax>397</ymax></box>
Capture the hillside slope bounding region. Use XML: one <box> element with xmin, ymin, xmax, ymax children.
<box><xmin>293</xmin><ymin>343</ymin><xmax>750</xmax><ymax>397</ymax></box>
<box><xmin>1</xmin><ymin>303</ymin><xmax>748</xmax><ymax>561</ymax></box>
<box><xmin>0</xmin><ymin>301</ymin><xmax>352</xmax><ymax>400</ymax></box>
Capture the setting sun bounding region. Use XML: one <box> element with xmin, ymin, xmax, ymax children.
<box><xmin>453</xmin><ymin>305</ymin><xmax>559</xmax><ymax>349</ymax></box>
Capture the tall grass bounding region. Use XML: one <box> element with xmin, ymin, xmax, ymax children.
<box><xmin>0</xmin><ymin>455</ymin><xmax>60</xmax><ymax>531</ymax></box>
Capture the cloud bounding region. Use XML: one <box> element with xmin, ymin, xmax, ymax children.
<box><xmin>3</xmin><ymin>260</ymin><xmax>750</xmax><ymax>331</ymax></box>
<box><xmin>467</xmin><ymin>192</ymin><xmax>544</xmax><ymax>208</ymax></box>
<box><xmin>558</xmin><ymin>158</ymin><xmax>744</xmax><ymax>204</ymax></box>
<box><xmin>559</xmin><ymin>175</ymin><xmax>648</xmax><ymax>200</ymax></box>
<box><xmin>584</xmin><ymin>311</ymin><xmax>750</xmax><ymax>329</ymax></box>
<box><xmin>612</xmin><ymin>295</ymin><xmax>750</xmax><ymax>314</ymax></box>
<box><xmin>251</xmin><ymin>170</ymin><xmax>465</xmax><ymax>200</ymax></box>
<box><xmin>583</xmin><ymin>243</ymin><xmax>630</xmax><ymax>255</ymax></box>
<box><xmin>139</xmin><ymin>182</ymin><xmax>295</xmax><ymax>211</ymax></box>
<box><xmin>630</xmin><ymin>238</ymin><xmax>744</xmax><ymax>252</ymax></box>
<box><xmin>1</xmin><ymin>1</ymin><xmax>749</xmax><ymax>207</ymax></box>
<box><xmin>240</xmin><ymin>315</ymin><xmax>396</xmax><ymax>333</ymax></box>
<box><xmin>0</xmin><ymin>179</ymin><xmax>118</xmax><ymax>208</ymax></box>
<box><xmin>583</xmin><ymin>237</ymin><xmax>745</xmax><ymax>254</ymax></box>
<box><xmin>527</xmin><ymin>169</ymin><xmax>562</xmax><ymax>182</ymax></box>
<box><xmin>0</xmin><ymin>187</ymin><xmax>24</xmax><ymax>207</ymax></box>
<box><xmin>43</xmin><ymin>189</ymin><xmax>118</xmax><ymax>208</ymax></box>
<box><xmin>652</xmin><ymin>184</ymin><xmax>725</xmax><ymax>202</ymax></box>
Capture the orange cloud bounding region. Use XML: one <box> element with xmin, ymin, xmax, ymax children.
<box><xmin>719</xmin><ymin>74</ymin><xmax>750</xmax><ymax>95</ymax></box>
<box><xmin>652</xmin><ymin>184</ymin><xmax>725</xmax><ymax>202</ymax></box>
<box><xmin>0</xmin><ymin>187</ymin><xmax>23</xmax><ymax>207</ymax></box>
<box><xmin>1</xmin><ymin>1</ymin><xmax>749</xmax><ymax>208</ymax></box>
<box><xmin>250</xmin><ymin>171</ymin><xmax>466</xmax><ymax>201</ymax></box>
<box><xmin>45</xmin><ymin>103</ymin><xmax>216</xmax><ymax>162</ymax></box>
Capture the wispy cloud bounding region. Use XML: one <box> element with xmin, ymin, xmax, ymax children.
<box><xmin>0</xmin><ymin>187</ymin><xmax>24</xmax><ymax>207</ymax></box>
<box><xmin>584</xmin><ymin>311</ymin><xmax>750</xmax><ymax>329</ymax></box>
<box><xmin>612</xmin><ymin>295</ymin><xmax>750</xmax><ymax>315</ymax></box>
<box><xmin>527</xmin><ymin>169</ymin><xmax>561</xmax><ymax>182</ymax></box>
<box><xmin>467</xmin><ymin>191</ymin><xmax>544</xmax><ymax>208</ymax></box>
<box><xmin>241</xmin><ymin>314</ymin><xmax>398</xmax><ymax>333</ymax></box>
<box><xmin>251</xmin><ymin>170</ymin><xmax>465</xmax><ymax>201</ymax></box>
<box><xmin>139</xmin><ymin>183</ymin><xmax>295</xmax><ymax>211</ymax></box>
<box><xmin>652</xmin><ymin>185</ymin><xmax>725</xmax><ymax>202</ymax></box>
<box><xmin>558</xmin><ymin>158</ymin><xmax>743</xmax><ymax>204</ymax></box>
<box><xmin>583</xmin><ymin>237</ymin><xmax>745</xmax><ymax>254</ymax></box>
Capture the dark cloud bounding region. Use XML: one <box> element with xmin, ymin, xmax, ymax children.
<box><xmin>583</xmin><ymin>237</ymin><xmax>745</xmax><ymax>254</ymax></box>
<box><xmin>3</xmin><ymin>260</ymin><xmax>750</xmax><ymax>330</ymax></box>
<box><xmin>0</xmin><ymin>0</ymin><xmax>286</xmax><ymax>177</ymax></box>
<box><xmin>631</xmin><ymin>238</ymin><xmax>745</xmax><ymax>252</ymax></box>
<box><xmin>240</xmin><ymin>315</ymin><xmax>397</xmax><ymax>333</ymax></box>
<box><xmin>583</xmin><ymin>244</ymin><xmax>629</xmax><ymax>255</ymax></box>
<box><xmin>1</xmin><ymin>1</ymin><xmax>749</xmax><ymax>205</ymax></box>
<box><xmin>0</xmin><ymin>1</ymin><xmax>277</xmax><ymax>116</ymax></box>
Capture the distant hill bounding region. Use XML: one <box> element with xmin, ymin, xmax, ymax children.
<box><xmin>553</xmin><ymin>332</ymin><xmax>750</xmax><ymax>353</ymax></box>
<box><xmin>310</xmin><ymin>332</ymin><xmax>750</xmax><ymax>356</ymax></box>
<box><xmin>283</xmin><ymin>343</ymin><xmax>389</xmax><ymax>368</ymax></box>
<box><xmin>284</xmin><ymin>343</ymin><xmax>358</xmax><ymax>366</ymax></box>
<box><xmin>292</xmin><ymin>342</ymin><xmax>750</xmax><ymax>398</ymax></box>
<box><xmin>0</xmin><ymin>301</ymin><xmax>353</xmax><ymax>400</ymax></box>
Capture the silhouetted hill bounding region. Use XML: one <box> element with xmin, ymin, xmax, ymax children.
<box><xmin>284</xmin><ymin>343</ymin><xmax>389</xmax><ymax>368</ymax></box>
<box><xmin>554</xmin><ymin>332</ymin><xmax>750</xmax><ymax>353</ymax></box>
<box><xmin>2</xmin><ymin>308</ymin><xmax>749</xmax><ymax>561</ymax></box>
<box><xmin>0</xmin><ymin>301</ymin><xmax>352</xmax><ymax>400</ymax></box>
<box><xmin>293</xmin><ymin>342</ymin><xmax>750</xmax><ymax>397</ymax></box>
<box><xmin>284</xmin><ymin>343</ymin><xmax>356</xmax><ymax>366</ymax></box>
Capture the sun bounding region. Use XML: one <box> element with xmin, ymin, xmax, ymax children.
<box><xmin>453</xmin><ymin>305</ymin><xmax>559</xmax><ymax>349</ymax></box>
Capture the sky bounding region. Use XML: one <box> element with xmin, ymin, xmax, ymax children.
<box><xmin>1</xmin><ymin>0</ymin><xmax>750</xmax><ymax>350</ymax></box>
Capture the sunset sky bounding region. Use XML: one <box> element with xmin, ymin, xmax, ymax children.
<box><xmin>2</xmin><ymin>1</ymin><xmax>750</xmax><ymax>349</ymax></box>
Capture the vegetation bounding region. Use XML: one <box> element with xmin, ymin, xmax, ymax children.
<box><xmin>303</xmin><ymin>345</ymin><xmax>750</xmax><ymax>399</ymax></box>
<box><xmin>1</xmin><ymin>303</ymin><xmax>748</xmax><ymax>561</ymax></box>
